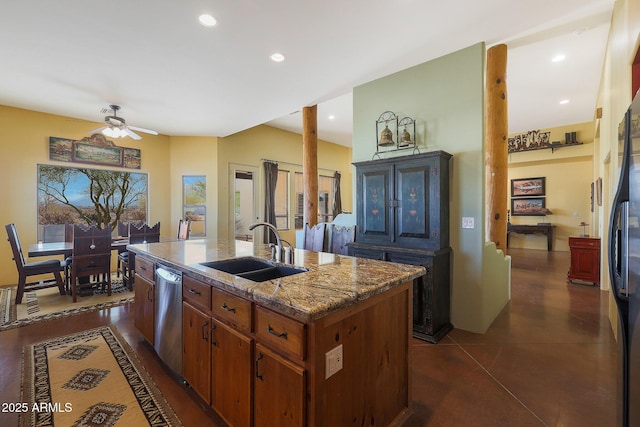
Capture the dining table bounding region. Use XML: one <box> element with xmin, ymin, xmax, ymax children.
<box><xmin>27</xmin><ymin>238</ymin><xmax>129</xmax><ymax>258</ymax></box>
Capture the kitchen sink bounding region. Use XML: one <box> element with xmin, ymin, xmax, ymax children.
<box><xmin>199</xmin><ymin>257</ymin><xmax>308</xmax><ymax>282</ymax></box>
<box><xmin>236</xmin><ymin>265</ymin><xmax>307</xmax><ymax>282</ymax></box>
<box><xmin>200</xmin><ymin>257</ymin><xmax>274</xmax><ymax>274</ymax></box>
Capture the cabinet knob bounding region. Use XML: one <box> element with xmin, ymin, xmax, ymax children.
<box><xmin>210</xmin><ymin>324</ymin><xmax>218</xmax><ymax>347</ymax></box>
<box><xmin>268</xmin><ymin>324</ymin><xmax>288</xmax><ymax>340</ymax></box>
<box><xmin>255</xmin><ymin>352</ymin><xmax>264</xmax><ymax>381</ymax></box>
<box><xmin>221</xmin><ymin>303</ymin><xmax>236</xmax><ymax>313</ymax></box>
<box><xmin>201</xmin><ymin>321</ymin><xmax>210</xmax><ymax>342</ymax></box>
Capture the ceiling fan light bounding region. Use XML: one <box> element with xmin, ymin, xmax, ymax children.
<box><xmin>102</xmin><ymin>127</ymin><xmax>114</xmax><ymax>137</ymax></box>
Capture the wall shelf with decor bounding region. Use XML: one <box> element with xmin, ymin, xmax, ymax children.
<box><xmin>508</xmin><ymin>130</ymin><xmax>584</xmax><ymax>154</ymax></box>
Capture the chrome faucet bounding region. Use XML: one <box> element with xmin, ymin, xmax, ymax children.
<box><xmin>249</xmin><ymin>222</ymin><xmax>287</xmax><ymax>263</ymax></box>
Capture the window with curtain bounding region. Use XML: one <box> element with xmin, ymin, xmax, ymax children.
<box><xmin>293</xmin><ymin>172</ymin><xmax>336</xmax><ymax>228</ymax></box>
<box><xmin>275</xmin><ymin>170</ymin><xmax>290</xmax><ymax>229</ymax></box>
<box><xmin>318</xmin><ymin>175</ymin><xmax>335</xmax><ymax>223</ymax></box>
<box><xmin>294</xmin><ymin>173</ymin><xmax>304</xmax><ymax>229</ymax></box>
<box><xmin>263</xmin><ymin>161</ymin><xmax>279</xmax><ymax>243</ymax></box>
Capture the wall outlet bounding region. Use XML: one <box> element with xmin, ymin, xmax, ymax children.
<box><xmin>462</xmin><ymin>217</ymin><xmax>475</xmax><ymax>229</ymax></box>
<box><xmin>325</xmin><ymin>344</ymin><xmax>343</xmax><ymax>379</ymax></box>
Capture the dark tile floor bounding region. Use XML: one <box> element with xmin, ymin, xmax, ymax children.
<box><xmin>403</xmin><ymin>248</ymin><xmax>617</xmax><ymax>426</ymax></box>
<box><xmin>0</xmin><ymin>248</ymin><xmax>617</xmax><ymax>426</ymax></box>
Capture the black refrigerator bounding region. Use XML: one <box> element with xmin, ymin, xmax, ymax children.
<box><xmin>610</xmin><ymin>91</ymin><xmax>640</xmax><ymax>427</ymax></box>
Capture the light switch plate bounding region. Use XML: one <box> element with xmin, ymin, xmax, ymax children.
<box><xmin>325</xmin><ymin>344</ymin><xmax>343</xmax><ymax>379</ymax></box>
<box><xmin>462</xmin><ymin>217</ymin><xmax>475</xmax><ymax>229</ymax></box>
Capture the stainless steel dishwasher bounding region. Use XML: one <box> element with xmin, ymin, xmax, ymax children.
<box><xmin>154</xmin><ymin>264</ymin><xmax>183</xmax><ymax>376</ymax></box>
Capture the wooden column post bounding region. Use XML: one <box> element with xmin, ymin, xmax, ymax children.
<box><xmin>485</xmin><ymin>44</ymin><xmax>508</xmax><ymax>250</ymax></box>
<box><xmin>303</xmin><ymin>105</ymin><xmax>318</xmax><ymax>227</ymax></box>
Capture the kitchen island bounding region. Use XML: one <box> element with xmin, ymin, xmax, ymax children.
<box><xmin>128</xmin><ymin>239</ymin><xmax>425</xmax><ymax>427</ymax></box>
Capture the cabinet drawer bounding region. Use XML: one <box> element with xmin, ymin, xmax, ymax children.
<box><xmin>386</xmin><ymin>252</ymin><xmax>428</xmax><ymax>267</ymax></box>
<box><xmin>349</xmin><ymin>247</ymin><xmax>385</xmax><ymax>260</ymax></box>
<box><xmin>183</xmin><ymin>275</ymin><xmax>212</xmax><ymax>312</ymax></box>
<box><xmin>255</xmin><ymin>306</ymin><xmax>306</xmax><ymax>361</ymax></box>
<box><xmin>211</xmin><ymin>288</ymin><xmax>252</xmax><ymax>333</ymax></box>
<box><xmin>136</xmin><ymin>256</ymin><xmax>155</xmax><ymax>282</ymax></box>
<box><xmin>569</xmin><ymin>237</ymin><xmax>600</xmax><ymax>249</ymax></box>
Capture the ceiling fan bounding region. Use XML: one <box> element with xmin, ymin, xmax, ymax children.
<box><xmin>89</xmin><ymin>104</ymin><xmax>158</xmax><ymax>140</ymax></box>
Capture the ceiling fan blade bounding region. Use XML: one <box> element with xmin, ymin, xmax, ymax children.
<box><xmin>128</xmin><ymin>125</ymin><xmax>158</xmax><ymax>135</ymax></box>
<box><xmin>88</xmin><ymin>126</ymin><xmax>107</xmax><ymax>134</ymax></box>
<box><xmin>124</xmin><ymin>127</ymin><xmax>142</xmax><ymax>140</ymax></box>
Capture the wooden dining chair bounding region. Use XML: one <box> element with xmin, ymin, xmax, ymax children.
<box><xmin>177</xmin><ymin>219</ymin><xmax>191</xmax><ymax>240</ymax></box>
<box><xmin>63</xmin><ymin>223</ymin><xmax>74</xmax><ymax>293</ymax></box>
<box><xmin>116</xmin><ymin>220</ymin><xmax>143</xmax><ymax>277</ymax></box>
<box><xmin>69</xmin><ymin>225</ymin><xmax>112</xmax><ymax>302</ymax></box>
<box><xmin>42</xmin><ymin>223</ymin><xmax>66</xmax><ymax>243</ymax></box>
<box><xmin>5</xmin><ymin>223</ymin><xmax>66</xmax><ymax>304</ymax></box>
<box><xmin>129</xmin><ymin>221</ymin><xmax>161</xmax><ymax>244</ymax></box>
<box><xmin>303</xmin><ymin>223</ymin><xmax>326</xmax><ymax>252</ymax></box>
<box><xmin>117</xmin><ymin>220</ymin><xmax>144</xmax><ymax>238</ymax></box>
<box><xmin>119</xmin><ymin>221</ymin><xmax>160</xmax><ymax>289</ymax></box>
<box><xmin>329</xmin><ymin>224</ymin><xmax>355</xmax><ymax>255</ymax></box>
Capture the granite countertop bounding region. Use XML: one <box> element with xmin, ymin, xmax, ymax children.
<box><xmin>128</xmin><ymin>239</ymin><xmax>425</xmax><ymax>322</ymax></box>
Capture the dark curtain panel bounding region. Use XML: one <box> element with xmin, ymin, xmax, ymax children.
<box><xmin>263</xmin><ymin>161</ymin><xmax>279</xmax><ymax>244</ymax></box>
<box><xmin>332</xmin><ymin>171</ymin><xmax>342</xmax><ymax>218</ymax></box>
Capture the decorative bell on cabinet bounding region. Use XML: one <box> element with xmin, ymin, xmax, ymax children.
<box><xmin>375</xmin><ymin>111</ymin><xmax>398</xmax><ymax>149</ymax></box>
<box><xmin>399</xmin><ymin>127</ymin><xmax>413</xmax><ymax>147</ymax></box>
<box><xmin>397</xmin><ymin>116</ymin><xmax>416</xmax><ymax>148</ymax></box>
<box><xmin>378</xmin><ymin>124</ymin><xmax>395</xmax><ymax>146</ymax></box>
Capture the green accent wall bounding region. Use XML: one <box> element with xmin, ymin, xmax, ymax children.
<box><xmin>352</xmin><ymin>43</ymin><xmax>510</xmax><ymax>333</ymax></box>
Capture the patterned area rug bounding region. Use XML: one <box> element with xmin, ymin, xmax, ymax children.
<box><xmin>0</xmin><ymin>275</ymin><xmax>134</xmax><ymax>331</ymax></box>
<box><xmin>21</xmin><ymin>326</ymin><xmax>182</xmax><ymax>427</ymax></box>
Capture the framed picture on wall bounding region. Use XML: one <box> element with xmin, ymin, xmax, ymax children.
<box><xmin>511</xmin><ymin>197</ymin><xmax>546</xmax><ymax>216</ymax></box>
<box><xmin>511</xmin><ymin>177</ymin><xmax>546</xmax><ymax>197</ymax></box>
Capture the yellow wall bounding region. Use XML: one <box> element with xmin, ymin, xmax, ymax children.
<box><xmin>169</xmin><ymin>136</ymin><xmax>219</xmax><ymax>239</ymax></box>
<box><xmin>218</xmin><ymin>125</ymin><xmax>353</xmax><ymax>245</ymax></box>
<box><xmin>508</xmin><ymin>121</ymin><xmax>595</xmax><ymax>252</ymax></box>
<box><xmin>0</xmin><ymin>105</ymin><xmax>172</xmax><ymax>286</ymax></box>
<box><xmin>595</xmin><ymin>0</ymin><xmax>640</xmax><ymax>336</ymax></box>
<box><xmin>0</xmin><ymin>107</ymin><xmax>352</xmax><ymax>287</ymax></box>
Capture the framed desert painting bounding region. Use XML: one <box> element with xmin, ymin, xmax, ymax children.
<box><xmin>511</xmin><ymin>197</ymin><xmax>546</xmax><ymax>216</ymax></box>
<box><xmin>511</xmin><ymin>177</ymin><xmax>546</xmax><ymax>197</ymax></box>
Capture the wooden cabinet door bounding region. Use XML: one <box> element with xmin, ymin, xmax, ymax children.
<box><xmin>211</xmin><ymin>319</ymin><xmax>253</xmax><ymax>427</ymax></box>
<box><xmin>568</xmin><ymin>237</ymin><xmax>601</xmax><ymax>284</ymax></box>
<box><xmin>356</xmin><ymin>165</ymin><xmax>392</xmax><ymax>244</ymax></box>
<box><xmin>254</xmin><ymin>344</ymin><xmax>305</xmax><ymax>427</ymax></box>
<box><xmin>134</xmin><ymin>274</ymin><xmax>154</xmax><ymax>344</ymax></box>
<box><xmin>182</xmin><ymin>302</ymin><xmax>211</xmax><ymax>404</ymax></box>
<box><xmin>395</xmin><ymin>159</ymin><xmax>431</xmax><ymax>246</ymax></box>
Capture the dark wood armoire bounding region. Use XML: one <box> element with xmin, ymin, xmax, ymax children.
<box><xmin>348</xmin><ymin>151</ymin><xmax>453</xmax><ymax>343</ymax></box>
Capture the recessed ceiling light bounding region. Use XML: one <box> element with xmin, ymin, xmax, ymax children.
<box><xmin>552</xmin><ymin>54</ymin><xmax>566</xmax><ymax>62</ymax></box>
<box><xmin>328</xmin><ymin>115</ymin><xmax>335</xmax><ymax>121</ymax></box>
<box><xmin>198</xmin><ymin>14</ymin><xmax>217</xmax><ymax>27</ymax></box>
<box><xmin>270</xmin><ymin>53</ymin><xmax>285</xmax><ymax>62</ymax></box>
<box><xmin>560</xmin><ymin>99</ymin><xmax>570</xmax><ymax>105</ymax></box>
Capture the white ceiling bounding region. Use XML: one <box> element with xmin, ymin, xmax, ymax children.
<box><xmin>0</xmin><ymin>1</ymin><xmax>613</xmax><ymax>147</ymax></box>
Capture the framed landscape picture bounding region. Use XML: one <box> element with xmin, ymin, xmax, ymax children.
<box><xmin>511</xmin><ymin>177</ymin><xmax>545</xmax><ymax>197</ymax></box>
<box><xmin>511</xmin><ymin>197</ymin><xmax>546</xmax><ymax>216</ymax></box>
